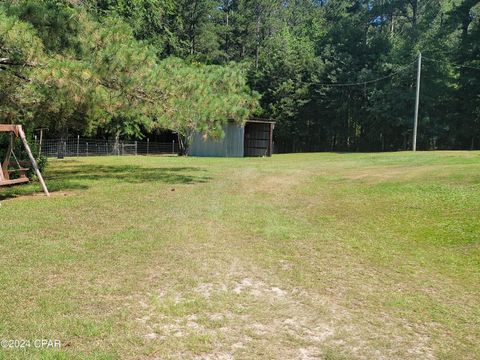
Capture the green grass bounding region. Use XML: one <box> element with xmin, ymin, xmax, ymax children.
<box><xmin>0</xmin><ymin>152</ymin><xmax>479</xmax><ymax>359</ymax></box>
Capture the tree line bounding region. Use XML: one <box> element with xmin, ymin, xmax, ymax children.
<box><xmin>1</xmin><ymin>0</ymin><xmax>479</xmax><ymax>152</ymax></box>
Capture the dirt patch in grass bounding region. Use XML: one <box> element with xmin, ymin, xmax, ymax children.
<box><xmin>130</xmin><ymin>259</ymin><xmax>438</xmax><ymax>360</ymax></box>
<box><xmin>232</xmin><ymin>168</ymin><xmax>309</xmax><ymax>196</ymax></box>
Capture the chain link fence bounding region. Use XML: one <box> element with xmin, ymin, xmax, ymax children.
<box><xmin>37</xmin><ymin>138</ymin><xmax>180</xmax><ymax>158</ymax></box>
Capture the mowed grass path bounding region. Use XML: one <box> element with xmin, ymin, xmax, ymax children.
<box><xmin>1</xmin><ymin>152</ymin><xmax>479</xmax><ymax>359</ymax></box>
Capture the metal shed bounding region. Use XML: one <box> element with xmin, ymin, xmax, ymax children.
<box><xmin>189</xmin><ymin>119</ymin><xmax>274</xmax><ymax>157</ymax></box>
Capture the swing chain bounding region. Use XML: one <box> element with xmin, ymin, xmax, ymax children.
<box><xmin>11</xmin><ymin>148</ymin><xmax>22</xmax><ymax>169</ymax></box>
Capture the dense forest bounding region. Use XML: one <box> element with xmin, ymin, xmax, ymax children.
<box><xmin>1</xmin><ymin>0</ymin><xmax>479</xmax><ymax>152</ymax></box>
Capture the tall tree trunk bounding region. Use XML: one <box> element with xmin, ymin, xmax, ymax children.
<box><xmin>390</xmin><ymin>13</ymin><xmax>395</xmax><ymax>35</ymax></box>
<box><xmin>255</xmin><ymin>18</ymin><xmax>260</xmax><ymax>69</ymax></box>
<box><xmin>411</xmin><ymin>0</ymin><xmax>418</xmax><ymax>29</ymax></box>
<box><xmin>225</xmin><ymin>9</ymin><xmax>230</xmax><ymax>55</ymax></box>
<box><xmin>113</xmin><ymin>130</ymin><xmax>121</xmax><ymax>155</ymax></box>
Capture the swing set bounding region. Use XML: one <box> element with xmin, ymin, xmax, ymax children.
<box><xmin>0</xmin><ymin>124</ymin><xmax>49</xmax><ymax>196</ymax></box>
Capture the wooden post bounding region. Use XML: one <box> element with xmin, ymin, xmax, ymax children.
<box><xmin>0</xmin><ymin>152</ymin><xmax>4</xmax><ymax>182</ymax></box>
<box><xmin>268</xmin><ymin>122</ymin><xmax>273</xmax><ymax>157</ymax></box>
<box><xmin>18</xmin><ymin>126</ymin><xmax>50</xmax><ymax>196</ymax></box>
<box><xmin>37</xmin><ymin>128</ymin><xmax>44</xmax><ymax>156</ymax></box>
<box><xmin>2</xmin><ymin>134</ymin><xmax>13</xmax><ymax>180</ymax></box>
<box><xmin>0</xmin><ymin>125</ymin><xmax>19</xmax><ymax>133</ymax></box>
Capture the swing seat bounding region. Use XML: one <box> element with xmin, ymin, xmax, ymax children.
<box><xmin>8</xmin><ymin>167</ymin><xmax>29</xmax><ymax>177</ymax></box>
<box><xmin>0</xmin><ymin>177</ymin><xmax>29</xmax><ymax>186</ymax></box>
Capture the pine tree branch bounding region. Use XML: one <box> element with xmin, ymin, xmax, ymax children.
<box><xmin>0</xmin><ymin>65</ymin><xmax>31</xmax><ymax>81</ymax></box>
<box><xmin>0</xmin><ymin>57</ymin><xmax>37</xmax><ymax>67</ymax></box>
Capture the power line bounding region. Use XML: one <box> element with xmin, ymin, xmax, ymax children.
<box><xmin>316</xmin><ymin>59</ymin><xmax>417</xmax><ymax>87</ymax></box>
<box><xmin>422</xmin><ymin>56</ymin><xmax>480</xmax><ymax>71</ymax></box>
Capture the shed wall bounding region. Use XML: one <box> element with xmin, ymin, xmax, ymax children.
<box><xmin>189</xmin><ymin>122</ymin><xmax>244</xmax><ymax>157</ymax></box>
<box><xmin>244</xmin><ymin>122</ymin><xmax>272</xmax><ymax>157</ymax></box>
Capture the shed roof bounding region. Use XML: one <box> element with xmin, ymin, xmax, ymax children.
<box><xmin>227</xmin><ymin>117</ymin><xmax>275</xmax><ymax>124</ymax></box>
<box><xmin>246</xmin><ymin>117</ymin><xmax>276</xmax><ymax>124</ymax></box>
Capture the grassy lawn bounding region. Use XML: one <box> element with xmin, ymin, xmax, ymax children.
<box><xmin>1</xmin><ymin>152</ymin><xmax>479</xmax><ymax>359</ymax></box>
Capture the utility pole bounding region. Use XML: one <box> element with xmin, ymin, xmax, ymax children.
<box><xmin>35</xmin><ymin>127</ymin><xmax>48</xmax><ymax>156</ymax></box>
<box><xmin>413</xmin><ymin>51</ymin><xmax>422</xmax><ymax>151</ymax></box>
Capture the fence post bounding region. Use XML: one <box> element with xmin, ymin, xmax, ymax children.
<box><xmin>135</xmin><ymin>141</ymin><xmax>138</xmax><ymax>156</ymax></box>
<box><xmin>64</xmin><ymin>141</ymin><xmax>67</xmax><ymax>157</ymax></box>
<box><xmin>172</xmin><ymin>140</ymin><xmax>175</xmax><ymax>154</ymax></box>
<box><xmin>121</xmin><ymin>142</ymin><xmax>124</xmax><ymax>156</ymax></box>
<box><xmin>77</xmin><ymin>135</ymin><xmax>80</xmax><ymax>157</ymax></box>
<box><xmin>147</xmin><ymin>138</ymin><xmax>149</xmax><ymax>155</ymax></box>
<box><xmin>39</xmin><ymin>129</ymin><xmax>43</xmax><ymax>156</ymax></box>
<box><xmin>86</xmin><ymin>142</ymin><xmax>89</xmax><ymax>157</ymax></box>
<box><xmin>57</xmin><ymin>139</ymin><xmax>64</xmax><ymax>159</ymax></box>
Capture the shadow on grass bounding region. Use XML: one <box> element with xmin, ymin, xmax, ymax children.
<box><xmin>0</xmin><ymin>162</ymin><xmax>210</xmax><ymax>200</ymax></box>
<box><xmin>47</xmin><ymin>164</ymin><xmax>210</xmax><ymax>184</ymax></box>
<box><xmin>0</xmin><ymin>181</ymin><xmax>89</xmax><ymax>201</ymax></box>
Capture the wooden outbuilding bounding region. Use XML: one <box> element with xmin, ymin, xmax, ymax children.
<box><xmin>189</xmin><ymin>118</ymin><xmax>275</xmax><ymax>157</ymax></box>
